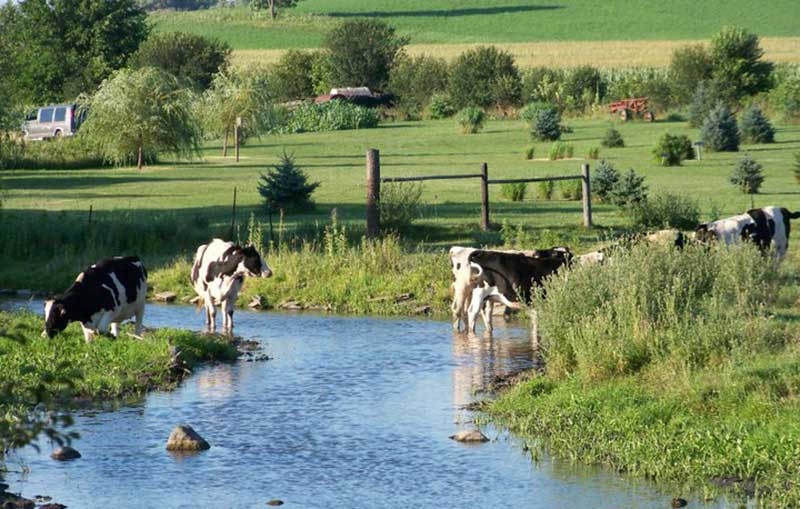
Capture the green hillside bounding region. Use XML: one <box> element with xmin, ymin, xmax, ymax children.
<box><xmin>151</xmin><ymin>0</ymin><xmax>800</xmax><ymax>50</ymax></box>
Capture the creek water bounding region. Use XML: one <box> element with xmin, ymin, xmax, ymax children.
<box><xmin>2</xmin><ymin>300</ymin><xmax>713</xmax><ymax>508</ymax></box>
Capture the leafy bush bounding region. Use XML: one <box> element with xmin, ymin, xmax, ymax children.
<box><xmin>456</xmin><ymin>106</ymin><xmax>486</xmax><ymax>134</ymax></box>
<box><xmin>587</xmin><ymin>147</ymin><xmax>600</xmax><ymax>159</ymax></box>
<box><xmin>524</xmin><ymin>146</ymin><xmax>535</xmax><ymax>160</ymax></box>
<box><xmin>563</xmin><ymin>65</ymin><xmax>606</xmax><ymax>112</ymax></box>
<box><xmin>388</xmin><ymin>54</ymin><xmax>449</xmax><ymax>119</ymax></box>
<box><xmin>609</xmin><ymin>169</ymin><xmax>647</xmax><ymax>207</ymax></box>
<box><xmin>601</xmin><ymin>128</ymin><xmax>624</xmax><ymax>148</ymax></box>
<box><xmin>770</xmin><ymin>65</ymin><xmax>800</xmax><ymax>120</ymax></box>
<box><xmin>379</xmin><ymin>181</ymin><xmax>423</xmax><ymax>233</ymax></box>
<box><xmin>276</xmin><ymin>101</ymin><xmax>379</xmax><ymax>133</ymax></box>
<box><xmin>257</xmin><ymin>152</ymin><xmax>320</xmax><ymax>211</ymax></box>
<box><xmin>501</xmin><ymin>182</ymin><xmax>527</xmax><ymax>202</ymax></box>
<box><xmin>730</xmin><ymin>155</ymin><xmax>764</xmax><ymax>194</ymax></box>
<box><xmin>130</xmin><ymin>31</ymin><xmax>231</xmax><ymax>91</ymax></box>
<box><xmin>269</xmin><ymin>49</ymin><xmax>316</xmax><ymax>102</ymax></box>
<box><xmin>531</xmin><ymin>105</ymin><xmax>562</xmax><ymax>141</ymax></box>
<box><xmin>426</xmin><ymin>93</ymin><xmax>456</xmax><ymax>119</ymax></box>
<box><xmin>448</xmin><ymin>46</ymin><xmax>522</xmax><ymax>109</ymax></box>
<box><xmin>521</xmin><ymin>67</ymin><xmax>566</xmax><ymax>108</ymax></box>
<box><xmin>739</xmin><ymin>105</ymin><xmax>775</xmax><ymax>144</ymax></box>
<box><xmin>537</xmin><ymin>179</ymin><xmax>555</xmax><ymax>200</ymax></box>
<box><xmin>701</xmin><ymin>103</ymin><xmax>740</xmax><ymax>152</ymax></box>
<box><xmin>628</xmin><ymin>192</ymin><xmax>700</xmax><ymax>229</ymax></box>
<box><xmin>591</xmin><ymin>160</ymin><xmax>620</xmax><ymax>202</ymax></box>
<box><xmin>668</xmin><ymin>44</ymin><xmax>712</xmax><ymax>105</ymax></box>
<box><xmin>324</xmin><ymin>19</ymin><xmax>409</xmax><ymax>90</ymax></box>
<box><xmin>652</xmin><ymin>133</ymin><xmax>695</xmax><ymax>166</ymax></box>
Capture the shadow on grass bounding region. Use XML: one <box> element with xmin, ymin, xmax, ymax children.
<box><xmin>324</xmin><ymin>5</ymin><xmax>563</xmax><ymax>18</ymax></box>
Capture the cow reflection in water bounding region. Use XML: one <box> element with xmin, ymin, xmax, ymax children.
<box><xmin>451</xmin><ymin>327</ymin><xmax>536</xmax><ymax>421</ymax></box>
<box><xmin>194</xmin><ymin>365</ymin><xmax>236</xmax><ymax>400</ymax></box>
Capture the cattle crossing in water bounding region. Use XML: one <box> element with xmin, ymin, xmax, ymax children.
<box><xmin>364</xmin><ymin>148</ymin><xmax>593</xmax><ymax>238</ymax></box>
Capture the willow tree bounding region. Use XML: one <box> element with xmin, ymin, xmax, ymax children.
<box><xmin>202</xmin><ymin>70</ymin><xmax>274</xmax><ymax>157</ymax></box>
<box><xmin>81</xmin><ymin>67</ymin><xmax>201</xmax><ymax>169</ymax></box>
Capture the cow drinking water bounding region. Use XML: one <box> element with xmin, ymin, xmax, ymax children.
<box><xmin>44</xmin><ymin>256</ymin><xmax>148</xmax><ymax>343</ymax></box>
<box><xmin>191</xmin><ymin>239</ymin><xmax>273</xmax><ymax>334</ymax></box>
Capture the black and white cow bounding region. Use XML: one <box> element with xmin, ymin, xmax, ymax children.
<box><xmin>466</xmin><ymin>250</ymin><xmax>569</xmax><ymax>333</ymax></box>
<box><xmin>695</xmin><ymin>206</ymin><xmax>800</xmax><ymax>259</ymax></box>
<box><xmin>191</xmin><ymin>239</ymin><xmax>273</xmax><ymax>334</ymax></box>
<box><xmin>44</xmin><ymin>256</ymin><xmax>147</xmax><ymax>343</ymax></box>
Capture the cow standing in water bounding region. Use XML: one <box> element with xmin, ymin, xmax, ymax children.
<box><xmin>44</xmin><ymin>256</ymin><xmax>147</xmax><ymax>343</ymax></box>
<box><xmin>191</xmin><ymin>239</ymin><xmax>273</xmax><ymax>334</ymax></box>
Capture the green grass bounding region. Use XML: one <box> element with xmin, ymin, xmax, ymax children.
<box><xmin>150</xmin><ymin>1</ymin><xmax>800</xmax><ymax>49</ymax></box>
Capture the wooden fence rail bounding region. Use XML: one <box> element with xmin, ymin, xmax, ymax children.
<box><xmin>365</xmin><ymin>149</ymin><xmax>592</xmax><ymax>238</ymax></box>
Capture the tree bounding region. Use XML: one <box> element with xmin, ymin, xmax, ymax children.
<box><xmin>668</xmin><ymin>44</ymin><xmax>713</xmax><ymax>105</ymax></box>
<box><xmin>324</xmin><ymin>19</ymin><xmax>409</xmax><ymax>91</ymax></box>
<box><xmin>448</xmin><ymin>46</ymin><xmax>521</xmax><ymax>110</ymax></box>
<box><xmin>258</xmin><ymin>152</ymin><xmax>320</xmax><ymax>211</ymax></box>
<box><xmin>269</xmin><ymin>50</ymin><xmax>316</xmax><ymax>102</ymax></box>
<box><xmin>709</xmin><ymin>26</ymin><xmax>773</xmax><ymax>103</ymax></box>
<box><xmin>202</xmin><ymin>69</ymin><xmax>275</xmax><ymax>156</ymax></box>
<box><xmin>730</xmin><ymin>155</ymin><xmax>764</xmax><ymax>194</ymax></box>
<box><xmin>0</xmin><ymin>0</ymin><xmax>149</xmax><ymax>103</ymax></box>
<box><xmin>130</xmin><ymin>32</ymin><xmax>231</xmax><ymax>91</ymax></box>
<box><xmin>739</xmin><ymin>105</ymin><xmax>775</xmax><ymax>144</ymax></box>
<box><xmin>250</xmin><ymin>0</ymin><xmax>304</xmax><ymax>20</ymax></box>
<box><xmin>81</xmin><ymin>67</ymin><xmax>201</xmax><ymax>169</ymax></box>
<box><xmin>701</xmin><ymin>103</ymin><xmax>740</xmax><ymax>152</ymax></box>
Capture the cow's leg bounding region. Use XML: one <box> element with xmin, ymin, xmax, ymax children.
<box><xmin>222</xmin><ymin>298</ymin><xmax>235</xmax><ymax>335</ymax></box>
<box><xmin>134</xmin><ymin>302</ymin><xmax>145</xmax><ymax>336</ymax></box>
<box><xmin>110</xmin><ymin>322</ymin><xmax>120</xmax><ymax>338</ymax></box>
<box><xmin>80</xmin><ymin>324</ymin><xmax>95</xmax><ymax>343</ymax></box>
<box><xmin>467</xmin><ymin>287</ymin><xmax>489</xmax><ymax>333</ymax></box>
<box><xmin>205</xmin><ymin>299</ymin><xmax>217</xmax><ymax>332</ymax></box>
<box><xmin>481</xmin><ymin>300</ymin><xmax>493</xmax><ymax>333</ymax></box>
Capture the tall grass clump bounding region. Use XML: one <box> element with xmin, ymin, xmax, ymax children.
<box><xmin>534</xmin><ymin>243</ymin><xmax>779</xmax><ymax>381</ymax></box>
<box><xmin>628</xmin><ymin>192</ymin><xmax>700</xmax><ymax>230</ymax></box>
<box><xmin>274</xmin><ymin>101</ymin><xmax>379</xmax><ymax>133</ymax></box>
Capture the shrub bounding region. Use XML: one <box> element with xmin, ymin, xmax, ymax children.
<box><xmin>456</xmin><ymin>106</ymin><xmax>486</xmax><ymax>134</ymax></box>
<box><xmin>324</xmin><ymin>19</ymin><xmax>409</xmax><ymax>90</ymax></box>
<box><xmin>558</xmin><ymin>180</ymin><xmax>582</xmax><ymax>201</ymax></box>
<box><xmin>563</xmin><ymin>65</ymin><xmax>606</xmax><ymax>112</ymax></box>
<box><xmin>709</xmin><ymin>26</ymin><xmax>773</xmax><ymax>102</ymax></box>
<box><xmin>275</xmin><ymin>101</ymin><xmax>379</xmax><ymax>133</ymax></box>
<box><xmin>388</xmin><ymin>54</ymin><xmax>449</xmax><ymax>119</ymax></box>
<box><xmin>426</xmin><ymin>93</ymin><xmax>456</xmax><ymax>119</ymax></box>
<box><xmin>524</xmin><ymin>146</ymin><xmax>535</xmax><ymax>160</ymax></box>
<box><xmin>701</xmin><ymin>102</ymin><xmax>740</xmax><ymax>152</ymax></box>
<box><xmin>257</xmin><ymin>151</ymin><xmax>320</xmax><ymax>211</ymax></box>
<box><xmin>537</xmin><ymin>179</ymin><xmax>555</xmax><ymax>200</ymax></box>
<box><xmin>531</xmin><ymin>105</ymin><xmax>562</xmax><ymax>141</ymax></box>
<box><xmin>591</xmin><ymin>160</ymin><xmax>620</xmax><ymax>202</ymax></box>
<box><xmin>730</xmin><ymin>155</ymin><xmax>764</xmax><ymax>194</ymax></box>
<box><xmin>739</xmin><ymin>105</ymin><xmax>775</xmax><ymax>144</ymax></box>
<box><xmin>130</xmin><ymin>32</ymin><xmax>231</xmax><ymax>91</ymax></box>
<box><xmin>601</xmin><ymin>128</ymin><xmax>624</xmax><ymax>148</ymax></box>
<box><xmin>652</xmin><ymin>133</ymin><xmax>695</xmax><ymax>166</ymax></box>
<box><xmin>269</xmin><ymin>49</ymin><xmax>316</xmax><ymax>102</ymax></box>
<box><xmin>448</xmin><ymin>46</ymin><xmax>522</xmax><ymax>110</ymax></box>
<box><xmin>628</xmin><ymin>193</ymin><xmax>701</xmax><ymax>229</ymax></box>
<box><xmin>501</xmin><ymin>182</ymin><xmax>527</xmax><ymax>202</ymax></box>
<box><xmin>521</xmin><ymin>67</ymin><xmax>565</xmax><ymax>108</ymax></box>
<box><xmin>548</xmin><ymin>141</ymin><xmax>573</xmax><ymax>160</ymax></box>
<box><xmin>587</xmin><ymin>147</ymin><xmax>600</xmax><ymax>160</ymax></box>
<box><xmin>609</xmin><ymin>169</ymin><xmax>647</xmax><ymax>207</ymax></box>
<box><xmin>770</xmin><ymin>65</ymin><xmax>800</xmax><ymax>120</ymax></box>
<box><xmin>379</xmin><ymin>181</ymin><xmax>423</xmax><ymax>232</ymax></box>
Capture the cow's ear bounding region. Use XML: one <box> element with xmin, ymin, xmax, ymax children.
<box><xmin>58</xmin><ymin>306</ymin><xmax>67</xmax><ymax>317</ymax></box>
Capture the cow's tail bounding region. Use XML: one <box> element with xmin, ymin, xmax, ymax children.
<box><xmin>191</xmin><ymin>244</ymin><xmax>209</xmax><ymax>286</ymax></box>
<box><xmin>788</xmin><ymin>211</ymin><xmax>800</xmax><ymax>220</ymax></box>
<box><xmin>469</xmin><ymin>262</ymin><xmax>483</xmax><ymax>278</ymax></box>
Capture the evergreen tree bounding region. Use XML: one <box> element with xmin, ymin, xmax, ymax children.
<box><xmin>258</xmin><ymin>152</ymin><xmax>320</xmax><ymax>212</ymax></box>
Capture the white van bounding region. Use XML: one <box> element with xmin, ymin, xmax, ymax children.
<box><xmin>22</xmin><ymin>104</ymin><xmax>83</xmax><ymax>140</ymax></box>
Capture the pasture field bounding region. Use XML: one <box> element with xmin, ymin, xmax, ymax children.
<box><xmin>150</xmin><ymin>1</ymin><xmax>800</xmax><ymax>49</ymax></box>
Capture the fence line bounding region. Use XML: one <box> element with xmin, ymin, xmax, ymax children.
<box><xmin>365</xmin><ymin>149</ymin><xmax>592</xmax><ymax>238</ymax></box>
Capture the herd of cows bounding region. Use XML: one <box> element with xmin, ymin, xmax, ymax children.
<box><xmin>39</xmin><ymin>205</ymin><xmax>800</xmax><ymax>342</ymax></box>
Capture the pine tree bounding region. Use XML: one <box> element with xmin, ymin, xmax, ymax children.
<box><xmin>257</xmin><ymin>151</ymin><xmax>320</xmax><ymax>211</ymax></box>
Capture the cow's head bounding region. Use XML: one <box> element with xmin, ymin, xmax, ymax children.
<box><xmin>43</xmin><ymin>299</ymin><xmax>69</xmax><ymax>338</ymax></box>
<box><xmin>740</xmin><ymin>222</ymin><xmax>759</xmax><ymax>243</ymax></box>
<box><xmin>694</xmin><ymin>224</ymin><xmax>717</xmax><ymax>244</ymax></box>
<box><xmin>240</xmin><ymin>245</ymin><xmax>273</xmax><ymax>278</ymax></box>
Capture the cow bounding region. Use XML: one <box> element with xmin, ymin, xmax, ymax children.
<box><xmin>465</xmin><ymin>250</ymin><xmax>570</xmax><ymax>333</ymax></box>
<box><xmin>695</xmin><ymin>206</ymin><xmax>800</xmax><ymax>259</ymax></box>
<box><xmin>191</xmin><ymin>239</ymin><xmax>273</xmax><ymax>334</ymax></box>
<box><xmin>44</xmin><ymin>256</ymin><xmax>147</xmax><ymax>343</ymax></box>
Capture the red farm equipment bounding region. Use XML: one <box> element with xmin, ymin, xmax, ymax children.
<box><xmin>608</xmin><ymin>97</ymin><xmax>655</xmax><ymax>121</ymax></box>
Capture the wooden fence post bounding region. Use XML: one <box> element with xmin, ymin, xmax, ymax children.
<box><xmin>366</xmin><ymin>149</ymin><xmax>380</xmax><ymax>239</ymax></box>
<box><xmin>480</xmin><ymin>162</ymin><xmax>490</xmax><ymax>231</ymax></box>
<box><xmin>581</xmin><ymin>163</ymin><xmax>592</xmax><ymax>228</ymax></box>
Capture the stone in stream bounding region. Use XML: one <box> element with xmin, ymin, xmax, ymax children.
<box><xmin>266</xmin><ymin>500</ymin><xmax>284</xmax><ymax>506</ymax></box>
<box><xmin>50</xmin><ymin>446</ymin><xmax>81</xmax><ymax>461</ymax></box>
<box><xmin>671</xmin><ymin>498</ymin><xmax>688</xmax><ymax>508</ymax></box>
<box><xmin>155</xmin><ymin>291</ymin><xmax>177</xmax><ymax>303</ymax></box>
<box><xmin>166</xmin><ymin>425</ymin><xmax>211</xmax><ymax>451</ymax></box>
<box><xmin>449</xmin><ymin>429</ymin><xmax>489</xmax><ymax>443</ymax></box>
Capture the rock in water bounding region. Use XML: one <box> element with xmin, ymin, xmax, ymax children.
<box><xmin>166</xmin><ymin>425</ymin><xmax>211</xmax><ymax>451</ymax></box>
<box><xmin>449</xmin><ymin>430</ymin><xmax>489</xmax><ymax>443</ymax></box>
<box><xmin>50</xmin><ymin>446</ymin><xmax>81</xmax><ymax>461</ymax></box>
<box><xmin>671</xmin><ymin>498</ymin><xmax>688</xmax><ymax>508</ymax></box>
<box><xmin>266</xmin><ymin>500</ymin><xmax>284</xmax><ymax>506</ymax></box>
<box><xmin>155</xmin><ymin>291</ymin><xmax>177</xmax><ymax>303</ymax></box>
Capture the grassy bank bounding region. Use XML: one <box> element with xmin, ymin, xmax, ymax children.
<box><xmin>0</xmin><ymin>310</ymin><xmax>238</xmax><ymax>451</ymax></box>
<box><xmin>150</xmin><ymin>2</ymin><xmax>800</xmax><ymax>49</ymax></box>
<box><xmin>487</xmin><ymin>243</ymin><xmax>800</xmax><ymax>507</ymax></box>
